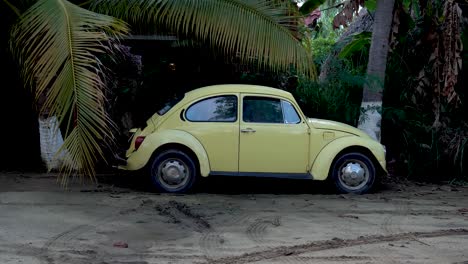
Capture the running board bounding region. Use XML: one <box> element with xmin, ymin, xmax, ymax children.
<box><xmin>209</xmin><ymin>171</ymin><xmax>313</xmax><ymax>180</ymax></box>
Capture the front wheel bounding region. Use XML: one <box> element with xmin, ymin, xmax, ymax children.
<box><xmin>331</xmin><ymin>152</ymin><xmax>376</xmax><ymax>194</ymax></box>
<box><xmin>149</xmin><ymin>149</ymin><xmax>197</xmax><ymax>193</ymax></box>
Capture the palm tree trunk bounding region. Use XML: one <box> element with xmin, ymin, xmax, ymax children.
<box><xmin>37</xmin><ymin>91</ymin><xmax>67</xmax><ymax>171</ymax></box>
<box><xmin>357</xmin><ymin>0</ymin><xmax>395</xmax><ymax>142</ymax></box>
<box><xmin>39</xmin><ymin>116</ymin><xmax>66</xmax><ymax>170</ymax></box>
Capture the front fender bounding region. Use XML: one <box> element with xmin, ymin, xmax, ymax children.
<box><xmin>120</xmin><ymin>129</ymin><xmax>211</xmax><ymax>176</ymax></box>
<box><xmin>311</xmin><ymin>136</ymin><xmax>386</xmax><ymax>180</ymax></box>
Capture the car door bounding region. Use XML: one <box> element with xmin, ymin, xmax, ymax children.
<box><xmin>239</xmin><ymin>95</ymin><xmax>310</xmax><ymax>175</ymax></box>
<box><xmin>183</xmin><ymin>94</ymin><xmax>239</xmax><ymax>172</ymax></box>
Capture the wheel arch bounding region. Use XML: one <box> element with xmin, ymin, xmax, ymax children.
<box><xmin>123</xmin><ymin>130</ymin><xmax>211</xmax><ymax>176</ymax></box>
<box><xmin>310</xmin><ymin>136</ymin><xmax>386</xmax><ymax>180</ymax></box>
<box><xmin>332</xmin><ymin>146</ymin><xmax>380</xmax><ymax>171</ymax></box>
<box><xmin>151</xmin><ymin>143</ymin><xmax>200</xmax><ymax>172</ymax></box>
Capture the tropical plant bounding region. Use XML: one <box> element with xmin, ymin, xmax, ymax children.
<box><xmin>302</xmin><ymin>1</ymin><xmax>341</xmax><ymax>67</ymax></box>
<box><xmin>338</xmin><ymin>31</ymin><xmax>371</xmax><ymax>60</ymax></box>
<box><xmin>10</xmin><ymin>0</ymin><xmax>129</xmax><ymax>184</ymax></box>
<box><xmin>410</xmin><ymin>0</ymin><xmax>464</xmax><ymax>127</ymax></box>
<box><xmin>3</xmin><ymin>0</ymin><xmax>315</xmax><ymax>183</ymax></box>
<box><xmin>380</xmin><ymin>0</ymin><xmax>468</xmax><ymax>181</ymax></box>
<box><xmin>294</xmin><ymin>68</ymin><xmax>364</xmax><ymax>125</ymax></box>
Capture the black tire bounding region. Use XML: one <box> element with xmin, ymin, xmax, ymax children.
<box><xmin>331</xmin><ymin>152</ymin><xmax>376</xmax><ymax>194</ymax></box>
<box><xmin>149</xmin><ymin>149</ymin><xmax>197</xmax><ymax>193</ymax></box>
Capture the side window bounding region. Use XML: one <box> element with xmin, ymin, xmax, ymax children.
<box><xmin>186</xmin><ymin>95</ymin><xmax>237</xmax><ymax>122</ymax></box>
<box><xmin>281</xmin><ymin>100</ymin><xmax>301</xmax><ymax>124</ymax></box>
<box><xmin>243</xmin><ymin>97</ymin><xmax>283</xmax><ymax>123</ymax></box>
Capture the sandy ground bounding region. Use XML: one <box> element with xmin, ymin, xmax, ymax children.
<box><xmin>1</xmin><ymin>172</ymin><xmax>468</xmax><ymax>264</ymax></box>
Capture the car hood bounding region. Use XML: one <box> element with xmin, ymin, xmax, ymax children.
<box><xmin>308</xmin><ymin>118</ymin><xmax>371</xmax><ymax>139</ymax></box>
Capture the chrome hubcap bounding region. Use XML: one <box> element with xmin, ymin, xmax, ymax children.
<box><xmin>158</xmin><ymin>159</ymin><xmax>189</xmax><ymax>189</ymax></box>
<box><xmin>338</xmin><ymin>160</ymin><xmax>369</xmax><ymax>190</ymax></box>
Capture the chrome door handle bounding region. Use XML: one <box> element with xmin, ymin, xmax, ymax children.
<box><xmin>241</xmin><ymin>128</ymin><xmax>256</xmax><ymax>133</ymax></box>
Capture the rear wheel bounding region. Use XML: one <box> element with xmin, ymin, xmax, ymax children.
<box><xmin>331</xmin><ymin>152</ymin><xmax>376</xmax><ymax>194</ymax></box>
<box><xmin>149</xmin><ymin>149</ymin><xmax>197</xmax><ymax>193</ymax></box>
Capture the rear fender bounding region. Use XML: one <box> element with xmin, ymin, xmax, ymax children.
<box><xmin>122</xmin><ymin>129</ymin><xmax>210</xmax><ymax>176</ymax></box>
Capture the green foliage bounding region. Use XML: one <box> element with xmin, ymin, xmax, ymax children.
<box><xmin>299</xmin><ymin>0</ymin><xmax>369</xmax><ymax>123</ymax></box>
<box><xmin>303</xmin><ymin>4</ymin><xmax>341</xmax><ymax>68</ymax></box>
<box><xmin>381</xmin><ymin>0</ymin><xmax>468</xmax><ymax>181</ymax></box>
<box><xmin>294</xmin><ymin>68</ymin><xmax>365</xmax><ymax>126</ymax></box>
<box><xmin>330</xmin><ymin>31</ymin><xmax>371</xmax><ymax>76</ymax></box>
<box><xmin>338</xmin><ymin>32</ymin><xmax>371</xmax><ymax>59</ymax></box>
<box><xmin>310</xmin><ymin>3</ymin><xmax>341</xmax><ymax>39</ymax></box>
<box><xmin>365</xmin><ymin>0</ymin><xmax>376</xmax><ymax>11</ymax></box>
<box><xmin>299</xmin><ymin>0</ymin><xmax>326</xmax><ymax>14</ymax></box>
<box><xmin>305</xmin><ymin>37</ymin><xmax>336</xmax><ymax>67</ymax></box>
<box><xmin>383</xmin><ymin>102</ymin><xmax>468</xmax><ymax>180</ymax></box>
<box><xmin>402</xmin><ymin>0</ymin><xmax>413</xmax><ymax>11</ymax></box>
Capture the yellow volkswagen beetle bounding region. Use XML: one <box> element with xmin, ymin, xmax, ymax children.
<box><xmin>118</xmin><ymin>84</ymin><xmax>386</xmax><ymax>194</ymax></box>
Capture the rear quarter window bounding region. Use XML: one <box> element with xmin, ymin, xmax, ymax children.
<box><xmin>185</xmin><ymin>95</ymin><xmax>238</xmax><ymax>122</ymax></box>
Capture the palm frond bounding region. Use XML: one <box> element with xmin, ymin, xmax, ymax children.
<box><xmin>11</xmin><ymin>0</ymin><xmax>128</xmax><ymax>184</ymax></box>
<box><xmin>2</xmin><ymin>0</ymin><xmax>21</xmax><ymax>16</ymax></box>
<box><xmin>2</xmin><ymin>0</ymin><xmax>46</xmax><ymax>14</ymax></box>
<box><xmin>91</xmin><ymin>0</ymin><xmax>316</xmax><ymax>77</ymax></box>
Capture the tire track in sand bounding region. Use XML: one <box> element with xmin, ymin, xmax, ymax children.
<box><xmin>244</xmin><ymin>215</ymin><xmax>312</xmax><ymax>264</ymax></box>
<box><xmin>206</xmin><ymin>229</ymin><xmax>468</xmax><ymax>264</ymax></box>
<box><xmin>200</xmin><ymin>213</ymin><xmax>252</xmax><ymax>261</ymax></box>
<box><xmin>378</xmin><ymin>199</ymin><xmax>410</xmax><ymax>264</ymax></box>
<box><xmin>39</xmin><ymin>213</ymin><xmax>121</xmax><ymax>264</ymax></box>
<box><xmin>245</xmin><ymin>216</ymin><xmax>281</xmax><ymax>243</ymax></box>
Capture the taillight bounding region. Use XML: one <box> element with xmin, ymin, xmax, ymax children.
<box><xmin>134</xmin><ymin>136</ymin><xmax>146</xmax><ymax>150</ymax></box>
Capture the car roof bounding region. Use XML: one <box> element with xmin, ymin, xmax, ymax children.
<box><xmin>184</xmin><ymin>84</ymin><xmax>293</xmax><ymax>99</ymax></box>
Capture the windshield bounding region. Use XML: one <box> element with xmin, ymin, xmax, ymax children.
<box><xmin>157</xmin><ymin>95</ymin><xmax>184</xmax><ymax>115</ymax></box>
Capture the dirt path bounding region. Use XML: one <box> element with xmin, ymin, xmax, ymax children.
<box><xmin>1</xmin><ymin>173</ymin><xmax>468</xmax><ymax>264</ymax></box>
